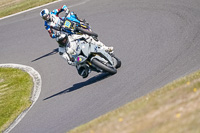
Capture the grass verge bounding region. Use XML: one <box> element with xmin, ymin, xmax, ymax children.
<box><xmin>68</xmin><ymin>70</ymin><xmax>200</xmax><ymax>133</ymax></box>
<box><xmin>0</xmin><ymin>0</ymin><xmax>57</xmax><ymax>18</ymax></box>
<box><xmin>0</xmin><ymin>68</ymin><xmax>33</xmax><ymax>132</ymax></box>
<box><xmin>0</xmin><ymin>0</ymin><xmax>51</xmax><ymax>132</ymax></box>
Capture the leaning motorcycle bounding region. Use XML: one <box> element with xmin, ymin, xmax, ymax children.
<box><xmin>61</xmin><ymin>13</ymin><xmax>98</xmax><ymax>37</ymax></box>
<box><xmin>67</xmin><ymin>34</ymin><xmax>121</xmax><ymax>78</ymax></box>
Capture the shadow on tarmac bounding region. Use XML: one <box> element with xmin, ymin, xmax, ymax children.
<box><xmin>31</xmin><ymin>48</ymin><xmax>58</xmax><ymax>62</ymax></box>
<box><xmin>43</xmin><ymin>73</ymin><xmax>110</xmax><ymax>101</ymax></box>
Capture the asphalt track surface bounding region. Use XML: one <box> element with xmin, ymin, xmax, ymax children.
<box><xmin>1</xmin><ymin>0</ymin><xmax>200</xmax><ymax>132</ymax></box>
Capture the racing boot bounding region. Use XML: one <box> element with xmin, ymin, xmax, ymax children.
<box><xmin>103</xmin><ymin>46</ymin><xmax>114</xmax><ymax>53</ymax></box>
<box><xmin>95</xmin><ymin>40</ymin><xmax>113</xmax><ymax>52</ymax></box>
<box><xmin>87</xmin><ymin>36</ymin><xmax>114</xmax><ymax>52</ymax></box>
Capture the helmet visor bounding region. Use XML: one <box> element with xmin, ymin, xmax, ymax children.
<box><xmin>42</xmin><ymin>14</ymin><xmax>50</xmax><ymax>21</ymax></box>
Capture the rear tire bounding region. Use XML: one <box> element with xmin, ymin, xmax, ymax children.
<box><xmin>91</xmin><ymin>58</ymin><xmax>117</xmax><ymax>74</ymax></box>
<box><xmin>76</xmin><ymin>27</ymin><xmax>98</xmax><ymax>37</ymax></box>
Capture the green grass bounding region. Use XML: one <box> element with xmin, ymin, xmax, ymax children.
<box><xmin>0</xmin><ymin>68</ymin><xmax>33</xmax><ymax>132</ymax></box>
<box><xmin>0</xmin><ymin>0</ymin><xmax>52</xmax><ymax>132</ymax></box>
<box><xmin>0</xmin><ymin>0</ymin><xmax>57</xmax><ymax>18</ymax></box>
<box><xmin>67</xmin><ymin>71</ymin><xmax>200</xmax><ymax>133</ymax></box>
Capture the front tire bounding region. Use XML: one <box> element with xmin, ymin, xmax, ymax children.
<box><xmin>114</xmin><ymin>56</ymin><xmax>121</xmax><ymax>69</ymax></box>
<box><xmin>91</xmin><ymin>58</ymin><xmax>117</xmax><ymax>74</ymax></box>
<box><xmin>110</xmin><ymin>53</ymin><xmax>121</xmax><ymax>69</ymax></box>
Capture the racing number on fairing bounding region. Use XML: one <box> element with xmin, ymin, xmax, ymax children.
<box><xmin>64</xmin><ymin>20</ymin><xmax>71</xmax><ymax>28</ymax></box>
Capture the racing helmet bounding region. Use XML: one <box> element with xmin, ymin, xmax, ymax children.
<box><xmin>56</xmin><ymin>33</ymin><xmax>69</xmax><ymax>47</ymax></box>
<box><xmin>40</xmin><ymin>9</ymin><xmax>50</xmax><ymax>21</ymax></box>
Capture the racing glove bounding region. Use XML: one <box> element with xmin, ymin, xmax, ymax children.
<box><xmin>62</xmin><ymin>5</ymin><xmax>70</xmax><ymax>15</ymax></box>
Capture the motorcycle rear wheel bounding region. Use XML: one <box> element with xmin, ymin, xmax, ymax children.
<box><xmin>76</xmin><ymin>27</ymin><xmax>98</xmax><ymax>37</ymax></box>
<box><xmin>91</xmin><ymin>58</ymin><xmax>117</xmax><ymax>74</ymax></box>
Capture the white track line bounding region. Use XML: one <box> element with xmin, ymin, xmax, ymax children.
<box><xmin>0</xmin><ymin>0</ymin><xmax>91</xmax><ymax>132</ymax></box>
<box><xmin>0</xmin><ymin>64</ymin><xmax>42</xmax><ymax>133</ymax></box>
<box><xmin>68</xmin><ymin>0</ymin><xmax>91</xmax><ymax>8</ymax></box>
<box><xmin>0</xmin><ymin>0</ymin><xmax>63</xmax><ymax>20</ymax></box>
<box><xmin>0</xmin><ymin>0</ymin><xmax>91</xmax><ymax>21</ymax></box>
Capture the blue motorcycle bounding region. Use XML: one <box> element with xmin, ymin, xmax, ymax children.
<box><xmin>61</xmin><ymin>12</ymin><xmax>98</xmax><ymax>37</ymax></box>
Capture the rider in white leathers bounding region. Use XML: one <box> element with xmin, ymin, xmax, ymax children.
<box><xmin>56</xmin><ymin>33</ymin><xmax>98</xmax><ymax>78</ymax></box>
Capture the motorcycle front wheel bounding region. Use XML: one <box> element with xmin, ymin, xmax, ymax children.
<box><xmin>91</xmin><ymin>58</ymin><xmax>117</xmax><ymax>74</ymax></box>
